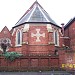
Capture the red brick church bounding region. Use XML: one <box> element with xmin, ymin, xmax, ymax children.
<box><xmin>0</xmin><ymin>1</ymin><xmax>75</xmax><ymax>71</ymax></box>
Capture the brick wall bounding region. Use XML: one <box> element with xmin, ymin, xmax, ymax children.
<box><xmin>64</xmin><ymin>21</ymin><xmax>75</xmax><ymax>50</ymax></box>
<box><xmin>0</xmin><ymin>56</ymin><xmax>59</xmax><ymax>71</ymax></box>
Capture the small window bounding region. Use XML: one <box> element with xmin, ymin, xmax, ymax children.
<box><xmin>16</xmin><ymin>30</ymin><xmax>22</xmax><ymax>46</ymax></box>
<box><xmin>54</xmin><ymin>31</ymin><xmax>59</xmax><ymax>46</ymax></box>
<box><xmin>55</xmin><ymin>31</ymin><xmax>58</xmax><ymax>45</ymax></box>
<box><xmin>17</xmin><ymin>31</ymin><xmax>20</xmax><ymax>44</ymax></box>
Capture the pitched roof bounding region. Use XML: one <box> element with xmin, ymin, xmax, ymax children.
<box><xmin>64</xmin><ymin>17</ymin><xmax>75</xmax><ymax>29</ymax></box>
<box><xmin>0</xmin><ymin>26</ymin><xmax>11</xmax><ymax>39</ymax></box>
<box><xmin>15</xmin><ymin>1</ymin><xmax>57</xmax><ymax>27</ymax></box>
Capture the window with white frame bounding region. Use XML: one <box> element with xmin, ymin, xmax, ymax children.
<box><xmin>54</xmin><ymin>30</ymin><xmax>59</xmax><ymax>46</ymax></box>
<box><xmin>16</xmin><ymin>29</ymin><xmax>22</xmax><ymax>46</ymax></box>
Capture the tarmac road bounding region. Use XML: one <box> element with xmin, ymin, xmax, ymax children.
<box><xmin>0</xmin><ymin>71</ymin><xmax>73</xmax><ymax>75</ymax></box>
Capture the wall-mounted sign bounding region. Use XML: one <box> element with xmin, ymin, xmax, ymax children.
<box><xmin>62</xmin><ymin>64</ymin><xmax>75</xmax><ymax>68</ymax></box>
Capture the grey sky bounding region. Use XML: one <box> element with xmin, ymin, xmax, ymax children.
<box><xmin>0</xmin><ymin>0</ymin><xmax>75</xmax><ymax>31</ymax></box>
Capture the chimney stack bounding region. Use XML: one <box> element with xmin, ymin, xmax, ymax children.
<box><xmin>61</xmin><ymin>23</ymin><xmax>64</xmax><ymax>36</ymax></box>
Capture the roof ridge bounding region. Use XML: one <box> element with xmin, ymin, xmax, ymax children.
<box><xmin>64</xmin><ymin>17</ymin><xmax>75</xmax><ymax>29</ymax></box>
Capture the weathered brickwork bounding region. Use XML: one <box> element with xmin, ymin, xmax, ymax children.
<box><xmin>0</xmin><ymin>0</ymin><xmax>75</xmax><ymax>71</ymax></box>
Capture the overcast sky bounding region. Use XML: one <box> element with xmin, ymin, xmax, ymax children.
<box><xmin>0</xmin><ymin>0</ymin><xmax>75</xmax><ymax>31</ymax></box>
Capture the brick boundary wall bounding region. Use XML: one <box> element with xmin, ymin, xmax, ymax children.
<box><xmin>0</xmin><ymin>56</ymin><xmax>60</xmax><ymax>71</ymax></box>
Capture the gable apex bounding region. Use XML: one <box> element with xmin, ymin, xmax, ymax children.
<box><xmin>15</xmin><ymin>1</ymin><xmax>57</xmax><ymax>27</ymax></box>
<box><xmin>1</xmin><ymin>26</ymin><xmax>10</xmax><ymax>33</ymax></box>
<box><xmin>0</xmin><ymin>26</ymin><xmax>11</xmax><ymax>39</ymax></box>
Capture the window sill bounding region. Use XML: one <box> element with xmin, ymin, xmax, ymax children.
<box><xmin>55</xmin><ymin>45</ymin><xmax>59</xmax><ymax>47</ymax></box>
<box><xmin>15</xmin><ymin>44</ymin><xmax>22</xmax><ymax>47</ymax></box>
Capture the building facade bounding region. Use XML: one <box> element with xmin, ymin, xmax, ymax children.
<box><xmin>0</xmin><ymin>1</ymin><xmax>75</xmax><ymax>71</ymax></box>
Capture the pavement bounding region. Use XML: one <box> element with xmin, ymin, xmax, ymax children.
<box><xmin>0</xmin><ymin>71</ymin><xmax>74</xmax><ymax>75</ymax></box>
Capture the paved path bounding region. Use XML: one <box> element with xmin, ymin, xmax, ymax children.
<box><xmin>0</xmin><ymin>71</ymin><xmax>74</xmax><ymax>75</ymax></box>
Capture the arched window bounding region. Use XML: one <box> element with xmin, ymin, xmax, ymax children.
<box><xmin>54</xmin><ymin>30</ymin><xmax>59</xmax><ymax>46</ymax></box>
<box><xmin>16</xmin><ymin>29</ymin><xmax>22</xmax><ymax>46</ymax></box>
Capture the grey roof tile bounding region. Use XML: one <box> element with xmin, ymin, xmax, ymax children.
<box><xmin>15</xmin><ymin>1</ymin><xmax>57</xmax><ymax>26</ymax></box>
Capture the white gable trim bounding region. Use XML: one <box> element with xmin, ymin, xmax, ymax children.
<box><xmin>26</xmin><ymin>5</ymin><xmax>36</xmax><ymax>22</ymax></box>
<box><xmin>26</xmin><ymin>4</ymin><xmax>50</xmax><ymax>22</ymax></box>
<box><xmin>38</xmin><ymin>5</ymin><xmax>49</xmax><ymax>22</ymax></box>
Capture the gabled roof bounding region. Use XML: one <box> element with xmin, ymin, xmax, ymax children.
<box><xmin>1</xmin><ymin>26</ymin><xmax>10</xmax><ymax>33</ymax></box>
<box><xmin>64</xmin><ymin>17</ymin><xmax>75</xmax><ymax>30</ymax></box>
<box><xmin>15</xmin><ymin>1</ymin><xmax>57</xmax><ymax>27</ymax></box>
<box><xmin>0</xmin><ymin>26</ymin><xmax>11</xmax><ymax>39</ymax></box>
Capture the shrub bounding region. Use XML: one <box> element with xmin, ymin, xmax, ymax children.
<box><xmin>3</xmin><ymin>52</ymin><xmax>23</xmax><ymax>61</ymax></box>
